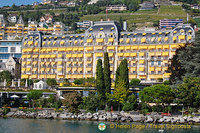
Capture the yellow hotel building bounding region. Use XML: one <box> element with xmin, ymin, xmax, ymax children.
<box><xmin>21</xmin><ymin>21</ymin><xmax>195</xmax><ymax>84</ymax></box>
<box><xmin>0</xmin><ymin>16</ymin><xmax>65</xmax><ymax>40</ymax></box>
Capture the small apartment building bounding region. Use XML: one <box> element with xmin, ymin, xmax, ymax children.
<box><xmin>106</xmin><ymin>5</ymin><xmax>127</xmax><ymax>11</ymax></box>
<box><xmin>0</xmin><ymin>40</ymin><xmax>22</xmax><ymax>63</ymax></box>
<box><xmin>5</xmin><ymin>56</ymin><xmax>21</xmax><ymax>79</ymax></box>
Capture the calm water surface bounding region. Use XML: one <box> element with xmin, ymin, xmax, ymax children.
<box><xmin>0</xmin><ymin>118</ymin><xmax>200</xmax><ymax>133</ymax></box>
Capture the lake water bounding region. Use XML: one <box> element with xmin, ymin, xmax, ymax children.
<box><xmin>0</xmin><ymin>118</ymin><xmax>200</xmax><ymax>133</ymax></box>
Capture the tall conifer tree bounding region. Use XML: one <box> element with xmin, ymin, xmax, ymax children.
<box><xmin>96</xmin><ymin>59</ymin><xmax>105</xmax><ymax>99</ymax></box>
<box><xmin>104</xmin><ymin>52</ymin><xmax>111</xmax><ymax>94</ymax></box>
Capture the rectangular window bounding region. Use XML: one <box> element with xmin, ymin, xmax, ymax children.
<box><xmin>0</xmin><ymin>54</ymin><xmax>10</xmax><ymax>59</ymax></box>
<box><xmin>158</xmin><ymin>61</ymin><xmax>161</xmax><ymax>66</ymax></box>
<box><xmin>0</xmin><ymin>47</ymin><xmax>8</xmax><ymax>52</ymax></box>
<box><xmin>151</xmin><ymin>61</ymin><xmax>154</xmax><ymax>66</ymax></box>
<box><xmin>10</xmin><ymin>47</ymin><xmax>16</xmax><ymax>52</ymax></box>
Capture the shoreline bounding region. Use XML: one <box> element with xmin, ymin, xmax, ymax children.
<box><xmin>0</xmin><ymin>109</ymin><xmax>200</xmax><ymax>125</ymax></box>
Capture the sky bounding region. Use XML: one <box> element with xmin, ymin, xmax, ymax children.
<box><xmin>0</xmin><ymin>0</ymin><xmax>42</xmax><ymax>7</ymax></box>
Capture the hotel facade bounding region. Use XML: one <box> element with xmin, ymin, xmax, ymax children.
<box><xmin>21</xmin><ymin>21</ymin><xmax>195</xmax><ymax>84</ymax></box>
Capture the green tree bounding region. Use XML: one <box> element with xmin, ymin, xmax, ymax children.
<box><xmin>96</xmin><ymin>59</ymin><xmax>105</xmax><ymax>101</ymax></box>
<box><xmin>0</xmin><ymin>70</ymin><xmax>12</xmax><ymax>82</ymax></box>
<box><xmin>104</xmin><ymin>52</ymin><xmax>111</xmax><ymax>94</ymax></box>
<box><xmin>176</xmin><ymin>77</ymin><xmax>200</xmax><ymax>109</ymax></box>
<box><xmin>63</xmin><ymin>78</ymin><xmax>70</xmax><ymax>86</ymax></box>
<box><xmin>130</xmin><ymin>78</ymin><xmax>140</xmax><ymax>87</ymax></box>
<box><xmin>74</xmin><ymin>79</ymin><xmax>83</xmax><ymax>85</ymax></box>
<box><xmin>119</xmin><ymin>59</ymin><xmax>129</xmax><ymax>89</ymax></box>
<box><xmin>62</xmin><ymin>92</ymin><xmax>82</xmax><ymax>113</ymax></box>
<box><xmin>81</xmin><ymin>92</ymin><xmax>99</xmax><ymax>112</ymax></box>
<box><xmin>122</xmin><ymin>94</ymin><xmax>137</xmax><ymax>111</ymax></box>
<box><xmin>107</xmin><ymin>78</ymin><xmax>130</xmax><ymax>111</ymax></box>
<box><xmin>139</xmin><ymin>84</ymin><xmax>174</xmax><ymax>111</ymax></box>
<box><xmin>115</xmin><ymin>66</ymin><xmax>120</xmax><ymax>88</ymax></box>
<box><xmin>27</xmin><ymin>90</ymin><xmax>42</xmax><ymax>108</ymax></box>
<box><xmin>46</xmin><ymin>79</ymin><xmax>57</xmax><ymax>89</ymax></box>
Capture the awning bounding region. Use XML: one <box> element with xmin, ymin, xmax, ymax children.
<box><xmin>131</xmin><ymin>46</ymin><xmax>138</xmax><ymax>49</ymax></box>
<box><xmin>130</xmin><ymin>53</ymin><xmax>137</xmax><ymax>56</ymax></box>
<box><xmin>126</xmin><ymin>39</ymin><xmax>130</xmax><ymax>43</ymax></box>
<box><xmin>32</xmin><ymin>55</ymin><xmax>38</xmax><ymax>58</ymax></box>
<box><xmin>85</xmin><ymin>53</ymin><xmax>92</xmax><ymax>57</ymax></box>
<box><xmin>39</xmin><ymin>55</ymin><xmax>45</xmax><ymax>58</ymax></box>
<box><xmin>141</xmin><ymin>38</ymin><xmax>146</xmax><ymax>43</ymax></box>
<box><xmin>188</xmin><ymin>36</ymin><xmax>192</xmax><ymax>40</ymax></box>
<box><xmin>57</xmin><ymin>61</ymin><xmax>62</xmax><ymax>65</ymax></box>
<box><xmin>139</xmin><ymin>52</ymin><xmax>144</xmax><ymax>56</ymax></box>
<box><xmin>72</xmin><ymin>54</ymin><xmax>77</xmax><ymax>57</ymax></box>
<box><xmin>157</xmin><ymin>37</ymin><xmax>162</xmax><ymax>42</ymax></box>
<box><xmin>165</xmin><ymin>37</ymin><xmax>169</xmax><ymax>42</ymax></box>
<box><xmin>108</xmin><ymin>53</ymin><xmax>114</xmax><ymax>57</ymax></box>
<box><xmin>66</xmin><ymin>48</ymin><xmax>73</xmax><ymax>51</ymax></box>
<box><xmin>139</xmin><ymin>67</ymin><xmax>145</xmax><ymax>71</ymax></box>
<box><xmin>95</xmin><ymin>46</ymin><xmax>103</xmax><ymax>50</ymax></box>
<box><xmin>118</xmin><ymin>46</ymin><xmax>124</xmax><ymax>50</ymax></box>
<box><xmin>95</xmin><ymin>53</ymin><xmax>103</xmax><ymax>57</ymax></box>
<box><xmin>58</xmin><ymin>48</ymin><xmax>66</xmax><ymax>52</ymax></box>
<box><xmin>85</xmin><ymin>47</ymin><xmax>93</xmax><ymax>50</ymax></box>
<box><xmin>139</xmin><ymin>60</ymin><xmax>144</xmax><ymax>64</ymax></box>
<box><xmin>32</xmin><ymin>68</ymin><xmax>37</xmax><ymax>71</ymax></box>
<box><xmin>163</xmin><ymin>45</ymin><xmax>169</xmax><ymax>49</ymax></box>
<box><xmin>79</xmin><ymin>47</ymin><xmax>84</xmax><ymax>51</ymax></box>
<box><xmin>58</xmin><ymin>54</ymin><xmax>63</xmax><ymax>58</ymax></box>
<box><xmin>108</xmin><ymin>38</ymin><xmax>114</xmax><ymax>43</ymax></box>
<box><xmin>78</xmin><ymin>54</ymin><xmax>83</xmax><ymax>57</ymax></box>
<box><xmin>148</xmin><ymin>45</ymin><xmax>155</xmax><ymax>49</ymax></box>
<box><xmin>156</xmin><ymin>45</ymin><xmax>162</xmax><ymax>49</ymax></box>
<box><xmin>149</xmin><ymin>67</ymin><xmax>155</xmax><ymax>71</ymax></box>
<box><xmin>87</xmin><ymin>39</ymin><xmax>93</xmax><ymax>43</ymax></box>
<box><xmin>178</xmin><ymin>35</ymin><xmax>185</xmax><ymax>40</ymax></box>
<box><xmin>124</xmin><ymin>53</ymin><xmax>130</xmax><ymax>57</ymax></box>
<box><xmin>117</xmin><ymin>53</ymin><xmax>123</xmax><ymax>56</ymax></box>
<box><xmin>139</xmin><ymin>45</ymin><xmax>148</xmax><ymax>49</ymax></box>
<box><xmin>162</xmin><ymin>52</ymin><xmax>169</xmax><ymax>56</ymax></box>
<box><xmin>96</xmin><ymin>38</ymin><xmax>104</xmax><ymax>43</ymax></box>
<box><xmin>66</xmin><ymin>54</ymin><xmax>72</xmax><ymax>57</ymax></box>
<box><xmin>120</xmin><ymin>38</ymin><xmax>124</xmax><ymax>43</ymax></box>
<box><xmin>149</xmin><ymin>52</ymin><xmax>155</xmax><ymax>56</ymax></box>
<box><xmin>156</xmin><ymin>52</ymin><xmax>162</xmax><ymax>56</ymax></box>
<box><xmin>50</xmin><ymin>54</ymin><xmax>56</xmax><ymax>58</ymax></box>
<box><xmin>107</xmin><ymin>46</ymin><xmax>115</xmax><ymax>50</ymax></box>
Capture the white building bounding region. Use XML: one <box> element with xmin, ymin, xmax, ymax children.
<box><xmin>0</xmin><ymin>40</ymin><xmax>22</xmax><ymax>63</ymax></box>
<box><xmin>33</xmin><ymin>80</ymin><xmax>48</xmax><ymax>90</ymax></box>
<box><xmin>7</xmin><ymin>14</ymin><xmax>18</xmax><ymax>23</ymax></box>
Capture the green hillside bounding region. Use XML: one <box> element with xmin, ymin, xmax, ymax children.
<box><xmin>80</xmin><ymin>5</ymin><xmax>188</xmax><ymax>29</ymax></box>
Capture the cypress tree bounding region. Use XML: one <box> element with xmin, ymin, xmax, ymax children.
<box><xmin>104</xmin><ymin>52</ymin><xmax>111</xmax><ymax>94</ymax></box>
<box><xmin>96</xmin><ymin>59</ymin><xmax>105</xmax><ymax>99</ymax></box>
<box><xmin>119</xmin><ymin>59</ymin><xmax>129</xmax><ymax>90</ymax></box>
<box><xmin>115</xmin><ymin>66</ymin><xmax>120</xmax><ymax>88</ymax></box>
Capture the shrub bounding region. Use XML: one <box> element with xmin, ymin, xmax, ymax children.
<box><xmin>3</xmin><ymin>108</ymin><xmax>11</xmax><ymax>115</ymax></box>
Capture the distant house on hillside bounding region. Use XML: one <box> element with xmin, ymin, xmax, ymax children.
<box><xmin>40</xmin><ymin>14</ymin><xmax>54</xmax><ymax>24</ymax></box>
<box><xmin>140</xmin><ymin>1</ymin><xmax>155</xmax><ymax>10</ymax></box>
<box><xmin>106</xmin><ymin>5</ymin><xmax>127</xmax><ymax>11</ymax></box>
<box><xmin>32</xmin><ymin>1</ymin><xmax>40</xmax><ymax>6</ymax></box>
<box><xmin>191</xmin><ymin>5</ymin><xmax>199</xmax><ymax>10</ymax></box>
<box><xmin>42</xmin><ymin>0</ymin><xmax>57</xmax><ymax>4</ymax></box>
<box><xmin>160</xmin><ymin>19</ymin><xmax>183</xmax><ymax>29</ymax></box>
<box><xmin>7</xmin><ymin>14</ymin><xmax>18</xmax><ymax>23</ymax></box>
<box><xmin>154</xmin><ymin>0</ymin><xmax>171</xmax><ymax>6</ymax></box>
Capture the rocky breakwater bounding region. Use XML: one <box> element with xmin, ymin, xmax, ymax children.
<box><xmin>1</xmin><ymin>110</ymin><xmax>200</xmax><ymax>124</ymax></box>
